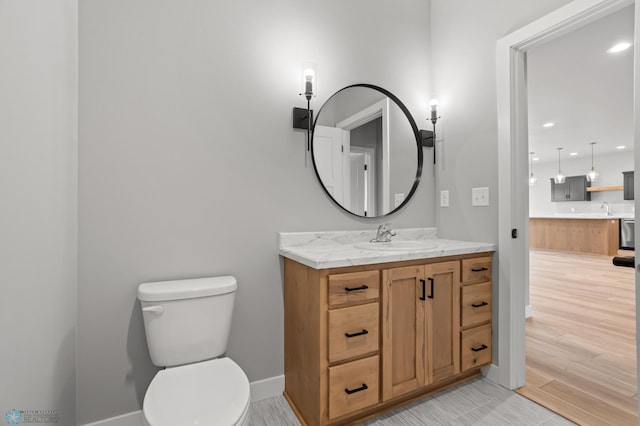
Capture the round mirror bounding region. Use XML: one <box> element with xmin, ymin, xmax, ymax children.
<box><xmin>311</xmin><ymin>84</ymin><xmax>423</xmax><ymax>217</ymax></box>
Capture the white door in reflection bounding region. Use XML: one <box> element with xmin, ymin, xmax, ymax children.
<box><xmin>314</xmin><ymin>125</ymin><xmax>349</xmax><ymax>207</ymax></box>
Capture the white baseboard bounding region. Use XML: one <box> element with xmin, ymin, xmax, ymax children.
<box><xmin>80</xmin><ymin>375</ymin><xmax>285</xmax><ymax>426</ymax></box>
<box><xmin>525</xmin><ymin>304</ymin><xmax>532</xmax><ymax>318</ymax></box>
<box><xmin>482</xmin><ymin>363</ymin><xmax>500</xmax><ymax>384</ymax></box>
<box><xmin>250</xmin><ymin>374</ymin><xmax>284</xmax><ymax>401</ymax></box>
<box><xmin>81</xmin><ymin>410</ymin><xmax>142</xmax><ymax>426</ymax></box>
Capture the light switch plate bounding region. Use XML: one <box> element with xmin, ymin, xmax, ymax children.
<box><xmin>472</xmin><ymin>187</ymin><xmax>489</xmax><ymax>206</ymax></box>
<box><xmin>440</xmin><ymin>190</ymin><xmax>449</xmax><ymax>207</ymax></box>
<box><xmin>394</xmin><ymin>193</ymin><xmax>405</xmax><ymax>208</ymax></box>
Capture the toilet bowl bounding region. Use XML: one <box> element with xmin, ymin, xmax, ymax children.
<box><xmin>138</xmin><ymin>276</ymin><xmax>250</xmax><ymax>426</ymax></box>
<box><xmin>143</xmin><ymin>358</ymin><xmax>250</xmax><ymax>426</ymax></box>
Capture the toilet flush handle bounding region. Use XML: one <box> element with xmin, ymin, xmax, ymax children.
<box><xmin>142</xmin><ymin>305</ymin><xmax>164</xmax><ymax>315</ymax></box>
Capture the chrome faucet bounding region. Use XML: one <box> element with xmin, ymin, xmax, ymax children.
<box><xmin>601</xmin><ymin>202</ymin><xmax>612</xmax><ymax>216</ymax></box>
<box><xmin>371</xmin><ymin>223</ymin><xmax>396</xmax><ymax>242</ymax></box>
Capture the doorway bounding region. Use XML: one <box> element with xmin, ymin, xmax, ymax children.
<box><xmin>496</xmin><ymin>0</ymin><xmax>639</xmax><ymax>409</ymax></box>
<box><xmin>518</xmin><ymin>6</ymin><xmax>636</xmax><ymax>422</ymax></box>
<box><xmin>313</xmin><ymin>98</ymin><xmax>390</xmax><ymax>216</ymax></box>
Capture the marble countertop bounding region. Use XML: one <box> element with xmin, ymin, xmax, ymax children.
<box><xmin>279</xmin><ymin>228</ymin><xmax>496</xmax><ymax>269</ymax></box>
<box><xmin>530</xmin><ymin>213</ymin><xmax>633</xmax><ymax>220</ymax></box>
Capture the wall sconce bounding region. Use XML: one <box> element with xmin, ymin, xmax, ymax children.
<box><xmin>420</xmin><ymin>99</ymin><xmax>440</xmax><ymax>164</ymax></box>
<box><xmin>292</xmin><ymin>63</ymin><xmax>317</xmax><ymax>151</ymax></box>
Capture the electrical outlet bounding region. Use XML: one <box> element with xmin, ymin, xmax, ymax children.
<box><xmin>472</xmin><ymin>187</ymin><xmax>489</xmax><ymax>206</ymax></box>
<box><xmin>440</xmin><ymin>190</ymin><xmax>449</xmax><ymax>207</ymax></box>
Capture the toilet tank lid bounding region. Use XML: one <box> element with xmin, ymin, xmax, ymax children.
<box><xmin>138</xmin><ymin>276</ymin><xmax>237</xmax><ymax>302</ymax></box>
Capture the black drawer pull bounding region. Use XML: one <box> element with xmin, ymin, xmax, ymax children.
<box><xmin>428</xmin><ymin>277</ymin><xmax>434</xmax><ymax>299</ymax></box>
<box><xmin>345</xmin><ymin>329</ymin><xmax>369</xmax><ymax>338</ymax></box>
<box><xmin>345</xmin><ymin>285</ymin><xmax>368</xmax><ymax>292</ymax></box>
<box><xmin>419</xmin><ymin>279</ymin><xmax>426</xmax><ymax>301</ymax></box>
<box><xmin>471</xmin><ymin>301</ymin><xmax>488</xmax><ymax>308</ymax></box>
<box><xmin>471</xmin><ymin>344</ymin><xmax>488</xmax><ymax>352</ymax></box>
<box><xmin>471</xmin><ymin>267</ymin><xmax>488</xmax><ymax>272</ymax></box>
<box><xmin>345</xmin><ymin>383</ymin><xmax>368</xmax><ymax>395</ymax></box>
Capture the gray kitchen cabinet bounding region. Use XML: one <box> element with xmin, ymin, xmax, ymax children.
<box><xmin>550</xmin><ymin>175</ymin><xmax>591</xmax><ymax>202</ymax></box>
<box><xmin>623</xmin><ymin>171</ymin><xmax>634</xmax><ymax>200</ymax></box>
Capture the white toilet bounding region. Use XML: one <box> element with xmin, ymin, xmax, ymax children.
<box><xmin>138</xmin><ymin>276</ymin><xmax>250</xmax><ymax>426</ymax></box>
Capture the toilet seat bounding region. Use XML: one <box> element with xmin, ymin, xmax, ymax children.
<box><xmin>143</xmin><ymin>357</ymin><xmax>250</xmax><ymax>426</ymax></box>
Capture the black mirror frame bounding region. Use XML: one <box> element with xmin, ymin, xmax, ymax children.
<box><xmin>311</xmin><ymin>84</ymin><xmax>423</xmax><ymax>218</ymax></box>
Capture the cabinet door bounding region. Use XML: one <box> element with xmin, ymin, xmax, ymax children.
<box><xmin>550</xmin><ymin>178</ymin><xmax>568</xmax><ymax>201</ymax></box>
<box><xmin>624</xmin><ymin>171</ymin><xmax>634</xmax><ymax>200</ymax></box>
<box><xmin>425</xmin><ymin>262</ymin><xmax>460</xmax><ymax>383</ymax></box>
<box><xmin>381</xmin><ymin>265</ymin><xmax>426</xmax><ymax>401</ymax></box>
<box><xmin>567</xmin><ymin>175</ymin><xmax>590</xmax><ymax>201</ymax></box>
<box><xmin>550</xmin><ymin>176</ymin><xmax>590</xmax><ymax>201</ymax></box>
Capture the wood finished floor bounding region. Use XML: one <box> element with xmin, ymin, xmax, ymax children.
<box><xmin>248</xmin><ymin>378</ymin><xmax>572</xmax><ymax>425</ymax></box>
<box><xmin>516</xmin><ymin>249</ymin><xmax>637</xmax><ymax>426</ymax></box>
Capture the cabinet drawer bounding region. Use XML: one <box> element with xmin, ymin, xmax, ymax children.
<box><xmin>329</xmin><ymin>270</ymin><xmax>380</xmax><ymax>307</ymax></box>
<box><xmin>461</xmin><ymin>257</ymin><xmax>492</xmax><ymax>283</ymax></box>
<box><xmin>461</xmin><ymin>282</ymin><xmax>492</xmax><ymax>328</ymax></box>
<box><xmin>329</xmin><ymin>303</ymin><xmax>379</xmax><ymax>363</ymax></box>
<box><xmin>328</xmin><ymin>355</ymin><xmax>379</xmax><ymax>419</ymax></box>
<box><xmin>461</xmin><ymin>323</ymin><xmax>492</xmax><ymax>371</ymax></box>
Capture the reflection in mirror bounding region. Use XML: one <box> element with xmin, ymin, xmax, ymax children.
<box><xmin>312</xmin><ymin>85</ymin><xmax>422</xmax><ymax>217</ymax></box>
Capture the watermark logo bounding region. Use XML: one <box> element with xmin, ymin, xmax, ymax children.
<box><xmin>5</xmin><ymin>410</ymin><xmax>22</xmax><ymax>425</ymax></box>
<box><xmin>4</xmin><ymin>409</ymin><xmax>58</xmax><ymax>424</ymax></box>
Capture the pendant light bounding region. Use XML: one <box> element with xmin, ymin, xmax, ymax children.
<box><xmin>529</xmin><ymin>152</ymin><xmax>537</xmax><ymax>185</ymax></box>
<box><xmin>586</xmin><ymin>141</ymin><xmax>599</xmax><ymax>182</ymax></box>
<box><xmin>554</xmin><ymin>147</ymin><xmax>565</xmax><ymax>184</ymax></box>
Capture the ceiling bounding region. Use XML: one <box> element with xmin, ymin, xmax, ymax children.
<box><xmin>527</xmin><ymin>5</ymin><xmax>634</xmax><ymax>164</ymax></box>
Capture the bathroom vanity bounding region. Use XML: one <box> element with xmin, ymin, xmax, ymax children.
<box><xmin>280</xmin><ymin>229</ymin><xmax>495</xmax><ymax>426</ymax></box>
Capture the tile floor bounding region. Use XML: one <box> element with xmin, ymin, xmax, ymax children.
<box><xmin>247</xmin><ymin>378</ymin><xmax>574</xmax><ymax>425</ymax></box>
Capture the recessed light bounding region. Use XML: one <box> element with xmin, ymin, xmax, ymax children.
<box><xmin>616</xmin><ymin>145</ymin><xmax>626</xmax><ymax>150</ymax></box>
<box><xmin>542</xmin><ymin>122</ymin><xmax>555</xmax><ymax>128</ymax></box>
<box><xmin>532</xmin><ymin>157</ymin><xmax>540</xmax><ymax>161</ymax></box>
<box><xmin>569</xmin><ymin>152</ymin><xmax>578</xmax><ymax>156</ymax></box>
<box><xmin>607</xmin><ymin>42</ymin><xmax>632</xmax><ymax>54</ymax></box>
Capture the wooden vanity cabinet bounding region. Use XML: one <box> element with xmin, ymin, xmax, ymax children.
<box><xmin>381</xmin><ymin>261</ymin><xmax>460</xmax><ymax>402</ymax></box>
<box><xmin>459</xmin><ymin>256</ymin><xmax>493</xmax><ymax>371</ymax></box>
<box><xmin>380</xmin><ymin>265</ymin><xmax>426</xmax><ymax>400</ymax></box>
<box><xmin>283</xmin><ymin>252</ymin><xmax>493</xmax><ymax>426</ymax></box>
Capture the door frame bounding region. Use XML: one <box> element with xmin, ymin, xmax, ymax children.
<box><xmin>496</xmin><ymin>0</ymin><xmax>637</xmax><ymax>390</ymax></box>
<box><xmin>336</xmin><ymin>98</ymin><xmax>391</xmax><ymax>212</ymax></box>
<box><xmin>350</xmin><ymin>146</ymin><xmax>377</xmax><ymax>216</ymax></box>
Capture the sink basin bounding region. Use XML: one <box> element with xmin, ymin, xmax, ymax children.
<box><xmin>354</xmin><ymin>240</ymin><xmax>437</xmax><ymax>252</ymax></box>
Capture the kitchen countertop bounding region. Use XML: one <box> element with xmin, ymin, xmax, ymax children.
<box><xmin>530</xmin><ymin>214</ymin><xmax>633</xmax><ymax>220</ymax></box>
<box><xmin>279</xmin><ymin>228</ymin><xmax>496</xmax><ymax>269</ymax></box>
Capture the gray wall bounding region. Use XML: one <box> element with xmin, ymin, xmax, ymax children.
<box><xmin>0</xmin><ymin>0</ymin><xmax>77</xmax><ymax>424</ymax></box>
<box><xmin>430</xmin><ymin>0</ymin><xmax>573</xmax><ymax>366</ymax></box>
<box><xmin>78</xmin><ymin>0</ymin><xmax>433</xmax><ymax>422</ymax></box>
<box><xmin>430</xmin><ymin>0</ymin><xmax>573</xmax><ymax>243</ymax></box>
<box><xmin>351</xmin><ymin>117</ymin><xmax>381</xmax><ymax>151</ymax></box>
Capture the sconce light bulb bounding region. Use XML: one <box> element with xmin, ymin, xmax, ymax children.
<box><xmin>304</xmin><ymin>69</ymin><xmax>315</xmax><ymax>80</ymax></box>
<box><xmin>302</xmin><ymin>67</ymin><xmax>315</xmax><ymax>100</ymax></box>
<box><xmin>429</xmin><ymin>99</ymin><xmax>439</xmax><ymax>124</ymax></box>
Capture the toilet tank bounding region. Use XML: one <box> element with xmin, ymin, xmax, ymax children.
<box><xmin>138</xmin><ymin>276</ymin><xmax>237</xmax><ymax>367</ymax></box>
